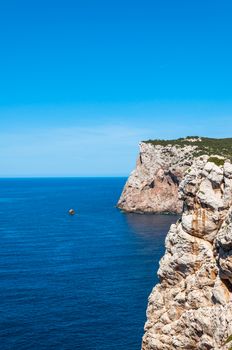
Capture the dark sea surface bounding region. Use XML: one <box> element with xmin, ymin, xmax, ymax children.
<box><xmin>0</xmin><ymin>178</ymin><xmax>178</xmax><ymax>350</ymax></box>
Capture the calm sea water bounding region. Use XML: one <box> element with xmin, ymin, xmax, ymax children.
<box><xmin>0</xmin><ymin>178</ymin><xmax>177</xmax><ymax>350</ymax></box>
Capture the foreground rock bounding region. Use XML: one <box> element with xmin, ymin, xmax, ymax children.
<box><xmin>142</xmin><ymin>159</ymin><xmax>232</xmax><ymax>350</ymax></box>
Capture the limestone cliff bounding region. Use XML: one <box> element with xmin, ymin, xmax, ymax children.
<box><xmin>117</xmin><ymin>142</ymin><xmax>193</xmax><ymax>213</ymax></box>
<box><xmin>142</xmin><ymin>158</ymin><xmax>232</xmax><ymax>350</ymax></box>
<box><xmin>117</xmin><ymin>137</ymin><xmax>230</xmax><ymax>214</ymax></box>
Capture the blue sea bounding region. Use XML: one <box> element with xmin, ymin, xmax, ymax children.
<box><xmin>0</xmin><ymin>178</ymin><xmax>177</xmax><ymax>350</ymax></box>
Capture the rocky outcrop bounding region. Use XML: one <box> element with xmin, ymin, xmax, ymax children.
<box><xmin>117</xmin><ymin>142</ymin><xmax>197</xmax><ymax>214</ymax></box>
<box><xmin>142</xmin><ymin>158</ymin><xmax>232</xmax><ymax>350</ymax></box>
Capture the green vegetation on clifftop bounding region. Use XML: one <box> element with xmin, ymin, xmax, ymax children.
<box><xmin>143</xmin><ymin>137</ymin><xmax>232</xmax><ymax>159</ymax></box>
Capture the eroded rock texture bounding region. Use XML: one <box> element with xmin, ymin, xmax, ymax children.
<box><xmin>117</xmin><ymin>142</ymin><xmax>197</xmax><ymax>213</ymax></box>
<box><xmin>142</xmin><ymin>159</ymin><xmax>232</xmax><ymax>350</ymax></box>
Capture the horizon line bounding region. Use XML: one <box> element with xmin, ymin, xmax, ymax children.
<box><xmin>0</xmin><ymin>175</ymin><xmax>128</xmax><ymax>179</ymax></box>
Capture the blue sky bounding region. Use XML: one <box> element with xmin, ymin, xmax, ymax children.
<box><xmin>0</xmin><ymin>0</ymin><xmax>232</xmax><ymax>176</ymax></box>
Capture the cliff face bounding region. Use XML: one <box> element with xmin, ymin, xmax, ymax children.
<box><xmin>117</xmin><ymin>142</ymin><xmax>197</xmax><ymax>214</ymax></box>
<box><xmin>142</xmin><ymin>158</ymin><xmax>232</xmax><ymax>350</ymax></box>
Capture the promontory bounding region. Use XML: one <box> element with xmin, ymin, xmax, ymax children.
<box><xmin>118</xmin><ymin>137</ymin><xmax>232</xmax><ymax>349</ymax></box>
